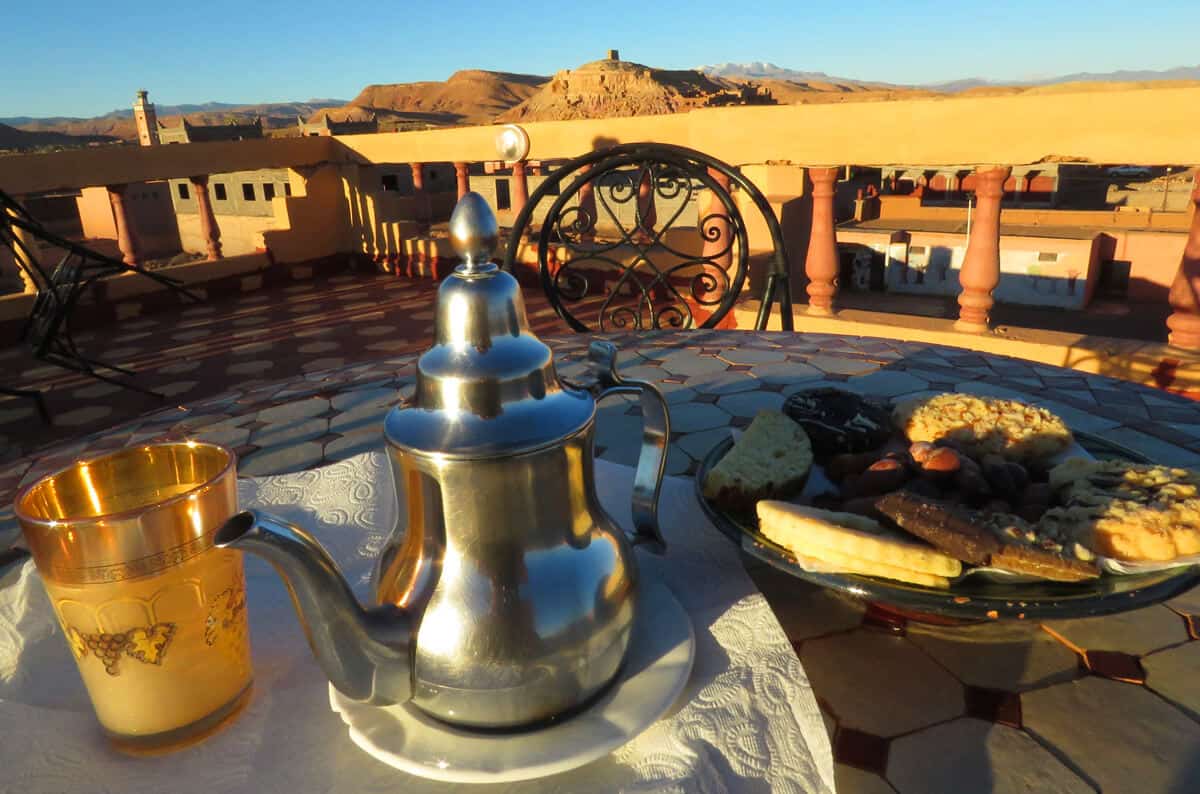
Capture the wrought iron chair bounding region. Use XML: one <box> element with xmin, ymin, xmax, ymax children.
<box><xmin>501</xmin><ymin>143</ymin><xmax>793</xmax><ymax>332</ymax></box>
<box><xmin>0</xmin><ymin>188</ymin><xmax>202</xmax><ymax>401</ymax></box>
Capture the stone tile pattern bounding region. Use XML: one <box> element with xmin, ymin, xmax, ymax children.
<box><xmin>0</xmin><ymin>271</ymin><xmax>570</xmax><ymax>469</ymax></box>
<box><xmin>7</xmin><ymin>328</ymin><xmax>1200</xmax><ymax>791</ymax></box>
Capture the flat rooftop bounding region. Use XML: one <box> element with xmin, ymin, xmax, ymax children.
<box><xmin>839</xmin><ymin>217</ymin><xmax>1186</xmax><ymax>240</ymax></box>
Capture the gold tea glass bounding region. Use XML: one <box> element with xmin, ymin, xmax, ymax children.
<box><xmin>14</xmin><ymin>441</ymin><xmax>253</xmax><ymax>753</ymax></box>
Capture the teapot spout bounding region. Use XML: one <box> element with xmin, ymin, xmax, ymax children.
<box><xmin>215</xmin><ymin>511</ymin><xmax>413</xmax><ymax>705</ymax></box>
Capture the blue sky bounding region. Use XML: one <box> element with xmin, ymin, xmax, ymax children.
<box><xmin>3</xmin><ymin>0</ymin><xmax>1197</xmax><ymax>117</ymax></box>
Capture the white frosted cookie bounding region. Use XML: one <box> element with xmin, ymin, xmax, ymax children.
<box><xmin>702</xmin><ymin>411</ymin><xmax>813</xmax><ymax>512</ymax></box>
<box><xmin>893</xmin><ymin>393</ymin><xmax>1072</xmax><ymax>464</ymax></box>
<box><xmin>1042</xmin><ymin>459</ymin><xmax>1200</xmax><ymax>562</ymax></box>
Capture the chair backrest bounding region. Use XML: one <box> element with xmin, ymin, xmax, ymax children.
<box><xmin>502</xmin><ymin>143</ymin><xmax>793</xmax><ymax>332</ymax></box>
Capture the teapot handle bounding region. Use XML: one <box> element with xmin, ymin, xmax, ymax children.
<box><xmin>586</xmin><ymin>341</ymin><xmax>669</xmax><ymax>555</ymax></box>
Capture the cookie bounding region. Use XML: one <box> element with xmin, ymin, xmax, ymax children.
<box><xmin>893</xmin><ymin>393</ymin><xmax>1072</xmax><ymax>464</ymax></box>
<box><xmin>1042</xmin><ymin>459</ymin><xmax>1200</xmax><ymax>562</ymax></box>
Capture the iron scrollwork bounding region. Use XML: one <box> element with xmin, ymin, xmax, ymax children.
<box><xmin>503</xmin><ymin>144</ymin><xmax>792</xmax><ymax>332</ymax></box>
<box><xmin>543</xmin><ymin>157</ymin><xmax>743</xmax><ymax>332</ymax></box>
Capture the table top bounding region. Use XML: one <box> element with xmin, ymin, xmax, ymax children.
<box><xmin>5</xmin><ymin>329</ymin><xmax>1200</xmax><ymax>793</ymax></box>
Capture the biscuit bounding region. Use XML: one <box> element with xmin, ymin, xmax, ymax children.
<box><xmin>1043</xmin><ymin>459</ymin><xmax>1200</xmax><ymax>562</ymax></box>
<box><xmin>787</xmin><ymin>548</ymin><xmax>953</xmax><ymax>589</ymax></box>
<box><xmin>893</xmin><ymin>393</ymin><xmax>1072</xmax><ymax>464</ymax></box>
<box><xmin>756</xmin><ymin>501</ymin><xmax>963</xmax><ymax>580</ymax></box>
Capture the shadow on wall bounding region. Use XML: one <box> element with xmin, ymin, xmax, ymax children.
<box><xmin>834</xmin><ymin>244</ymin><xmax>1097</xmax><ymax>311</ymax></box>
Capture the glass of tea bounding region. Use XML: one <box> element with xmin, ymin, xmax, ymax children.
<box><xmin>14</xmin><ymin>441</ymin><xmax>253</xmax><ymax>753</ymax></box>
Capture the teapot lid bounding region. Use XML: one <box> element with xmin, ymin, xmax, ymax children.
<box><xmin>383</xmin><ymin>193</ymin><xmax>593</xmax><ymax>458</ymax></box>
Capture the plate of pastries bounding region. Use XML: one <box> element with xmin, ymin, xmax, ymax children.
<box><xmin>696</xmin><ymin>388</ymin><xmax>1200</xmax><ymax>620</ymax></box>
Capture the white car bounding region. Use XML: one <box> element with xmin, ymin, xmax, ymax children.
<box><xmin>1107</xmin><ymin>165</ymin><xmax>1153</xmax><ymax>178</ymax></box>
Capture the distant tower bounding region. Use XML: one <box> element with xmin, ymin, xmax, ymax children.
<box><xmin>133</xmin><ymin>89</ymin><xmax>159</xmax><ymax>146</ymax></box>
<box><xmin>607</xmin><ymin>49</ymin><xmax>619</xmax><ymax>61</ymax></box>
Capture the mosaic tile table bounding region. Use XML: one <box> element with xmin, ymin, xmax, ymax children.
<box><xmin>5</xmin><ymin>329</ymin><xmax>1200</xmax><ymax>794</ymax></box>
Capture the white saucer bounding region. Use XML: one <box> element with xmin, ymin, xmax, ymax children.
<box><xmin>328</xmin><ymin>578</ymin><xmax>695</xmax><ymax>784</ymax></box>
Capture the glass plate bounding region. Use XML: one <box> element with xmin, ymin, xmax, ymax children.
<box><xmin>695</xmin><ymin>434</ymin><xmax>1200</xmax><ymax>621</ymax></box>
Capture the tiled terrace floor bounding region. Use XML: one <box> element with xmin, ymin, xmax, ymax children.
<box><xmin>0</xmin><ymin>271</ymin><xmax>566</xmax><ymax>466</ymax></box>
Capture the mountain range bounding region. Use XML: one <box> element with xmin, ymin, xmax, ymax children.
<box><xmin>0</xmin><ymin>100</ymin><xmax>348</xmax><ymax>150</ymax></box>
<box><xmin>699</xmin><ymin>62</ymin><xmax>1200</xmax><ymax>92</ymax></box>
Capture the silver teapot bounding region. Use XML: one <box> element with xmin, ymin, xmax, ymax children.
<box><xmin>216</xmin><ymin>193</ymin><xmax>670</xmax><ymax>728</ymax></box>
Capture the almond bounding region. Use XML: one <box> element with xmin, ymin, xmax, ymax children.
<box><xmin>845</xmin><ymin>458</ymin><xmax>911</xmax><ymax>497</ymax></box>
<box><xmin>922</xmin><ymin>447</ymin><xmax>962</xmax><ymax>476</ymax></box>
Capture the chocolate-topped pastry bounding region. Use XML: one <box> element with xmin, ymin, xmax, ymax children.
<box><xmin>989</xmin><ymin>545</ymin><xmax>1100</xmax><ymax>582</ymax></box>
<box><xmin>877</xmin><ymin>490</ymin><xmax>1101</xmax><ymax>581</ymax></box>
<box><xmin>783</xmin><ymin>388</ymin><xmax>892</xmax><ymax>457</ymax></box>
<box><xmin>875</xmin><ymin>490</ymin><xmax>1000</xmax><ymax>564</ymax></box>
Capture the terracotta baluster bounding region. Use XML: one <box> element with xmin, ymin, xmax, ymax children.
<box><xmin>804</xmin><ymin>166</ymin><xmax>840</xmax><ymax>315</ymax></box>
<box><xmin>5</xmin><ymin>207</ymin><xmax>38</xmax><ymax>293</ymax></box>
<box><xmin>511</xmin><ymin>160</ymin><xmax>530</xmax><ymax>219</ymax></box>
<box><xmin>636</xmin><ymin>168</ymin><xmax>657</xmax><ymax>243</ymax></box>
<box><xmin>1166</xmin><ymin>180</ymin><xmax>1200</xmax><ymax>349</ymax></box>
<box><xmin>454</xmin><ymin>162</ymin><xmax>470</xmax><ymax>201</ymax></box>
<box><xmin>955</xmin><ymin>166</ymin><xmax>1012</xmax><ymax>331</ymax></box>
<box><xmin>574</xmin><ymin>164</ymin><xmax>597</xmax><ymax>244</ymax></box>
<box><xmin>701</xmin><ymin>167</ymin><xmax>733</xmax><ymax>270</ymax></box>
<box><xmin>106</xmin><ymin>184</ymin><xmax>141</xmax><ymax>266</ymax></box>
<box><xmin>410</xmin><ymin>162</ymin><xmax>430</xmax><ymax>232</ymax></box>
<box><xmin>189</xmin><ymin>175</ymin><xmax>223</xmax><ymax>260</ymax></box>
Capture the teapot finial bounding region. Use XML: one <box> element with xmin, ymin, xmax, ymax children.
<box><xmin>448</xmin><ymin>192</ymin><xmax>498</xmax><ymax>274</ymax></box>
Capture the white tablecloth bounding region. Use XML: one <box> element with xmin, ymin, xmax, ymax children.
<box><xmin>0</xmin><ymin>452</ymin><xmax>834</xmax><ymax>794</ymax></box>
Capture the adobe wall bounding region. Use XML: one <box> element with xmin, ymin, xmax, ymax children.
<box><xmin>1107</xmin><ymin>230</ymin><xmax>1190</xmax><ymax>301</ymax></box>
<box><xmin>838</xmin><ymin>228</ymin><xmax>1099</xmax><ymax>309</ymax></box>
<box><xmin>73</xmin><ymin>182</ymin><xmax>181</xmax><ymax>260</ymax></box>
<box><xmin>177</xmin><ymin>212</ymin><xmax>279</xmax><ymax>258</ymax></box>
<box><xmin>77</xmin><ymin>186</ymin><xmax>117</xmax><ymax>239</ymax></box>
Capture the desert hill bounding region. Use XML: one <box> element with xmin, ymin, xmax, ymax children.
<box><xmin>0</xmin><ymin>123</ymin><xmax>119</xmax><ymax>153</ymax></box>
<box><xmin>318</xmin><ymin>70</ymin><xmax>547</xmax><ymax>127</ymax></box>
<box><xmin>2</xmin><ymin>100</ymin><xmax>346</xmax><ymax>142</ymax></box>
<box><xmin>496</xmin><ymin>58</ymin><xmax>775</xmax><ymax>122</ymax></box>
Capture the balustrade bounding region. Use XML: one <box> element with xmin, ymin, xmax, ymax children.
<box><xmin>954</xmin><ymin>166</ymin><xmax>1011</xmax><ymax>332</ymax></box>
<box><xmin>410</xmin><ymin>162</ymin><xmax>431</xmax><ymax>232</ymax></box>
<box><xmin>1167</xmin><ymin>181</ymin><xmax>1200</xmax><ymax>349</ymax></box>
<box><xmin>189</xmin><ymin>175</ymin><xmax>223</xmax><ymax>261</ymax></box>
<box><xmin>511</xmin><ymin>161</ymin><xmax>529</xmax><ymax>219</ymax></box>
<box><xmin>803</xmin><ymin>166</ymin><xmax>840</xmax><ymax>316</ymax></box>
<box><xmin>454</xmin><ymin>162</ymin><xmax>470</xmax><ymax>201</ymax></box>
<box><xmin>105</xmin><ymin>184</ymin><xmax>141</xmax><ymax>267</ymax></box>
